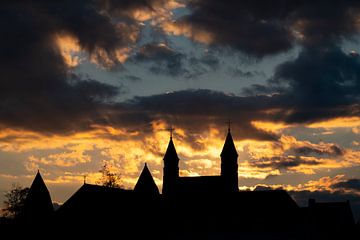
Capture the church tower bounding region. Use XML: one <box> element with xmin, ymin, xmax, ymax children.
<box><xmin>220</xmin><ymin>127</ymin><xmax>239</xmax><ymax>192</ymax></box>
<box><xmin>162</xmin><ymin>135</ymin><xmax>179</xmax><ymax>195</ymax></box>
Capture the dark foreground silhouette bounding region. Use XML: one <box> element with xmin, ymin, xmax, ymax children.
<box><xmin>1</xmin><ymin>128</ymin><xmax>358</xmax><ymax>239</ymax></box>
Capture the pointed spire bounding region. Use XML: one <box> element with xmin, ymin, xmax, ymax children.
<box><xmin>31</xmin><ymin>171</ymin><xmax>49</xmax><ymax>193</ymax></box>
<box><xmin>134</xmin><ymin>163</ymin><xmax>159</xmax><ymax>195</ymax></box>
<box><xmin>220</xmin><ymin>127</ymin><xmax>238</xmax><ymax>157</ymax></box>
<box><xmin>23</xmin><ymin>171</ymin><xmax>54</xmax><ymax>220</ymax></box>
<box><xmin>163</xmin><ymin>137</ymin><xmax>179</xmax><ymax>161</ymax></box>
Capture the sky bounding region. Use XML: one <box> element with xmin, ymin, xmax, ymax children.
<box><xmin>2</xmin><ymin>0</ymin><xmax>360</xmax><ymax>220</ymax></box>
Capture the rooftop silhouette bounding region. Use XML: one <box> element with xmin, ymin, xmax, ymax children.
<box><xmin>22</xmin><ymin>170</ymin><xmax>53</xmax><ymax>221</ymax></box>
<box><xmin>134</xmin><ymin>163</ymin><xmax>159</xmax><ymax>195</ymax></box>
<box><xmin>1</xmin><ymin>127</ymin><xmax>358</xmax><ymax>239</ymax></box>
<box><xmin>163</xmin><ymin>126</ymin><xmax>239</xmax><ymax>195</ymax></box>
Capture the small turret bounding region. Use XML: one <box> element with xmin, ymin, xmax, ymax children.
<box><xmin>134</xmin><ymin>163</ymin><xmax>159</xmax><ymax>195</ymax></box>
<box><xmin>23</xmin><ymin>170</ymin><xmax>54</xmax><ymax>221</ymax></box>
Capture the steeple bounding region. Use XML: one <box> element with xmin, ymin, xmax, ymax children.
<box><xmin>163</xmin><ymin>137</ymin><xmax>179</xmax><ymax>161</ymax></box>
<box><xmin>220</xmin><ymin>126</ymin><xmax>239</xmax><ymax>192</ymax></box>
<box><xmin>162</xmin><ymin>135</ymin><xmax>179</xmax><ymax>195</ymax></box>
<box><xmin>23</xmin><ymin>171</ymin><xmax>54</xmax><ymax>220</ymax></box>
<box><xmin>134</xmin><ymin>163</ymin><xmax>159</xmax><ymax>195</ymax></box>
<box><xmin>220</xmin><ymin>128</ymin><xmax>238</xmax><ymax>158</ymax></box>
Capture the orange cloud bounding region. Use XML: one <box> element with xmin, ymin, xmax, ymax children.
<box><xmin>130</xmin><ymin>0</ymin><xmax>184</xmax><ymax>24</ymax></box>
<box><xmin>251</xmin><ymin>120</ymin><xmax>293</xmax><ymax>133</ymax></box>
<box><xmin>89</xmin><ymin>46</ymin><xmax>132</xmax><ymax>69</ymax></box>
<box><xmin>54</xmin><ymin>0</ymin><xmax>185</xmax><ymax>69</ymax></box>
<box><xmin>1</xmin><ymin>120</ymin><xmax>360</xmax><ymax>191</ymax></box>
<box><xmin>307</xmin><ymin>117</ymin><xmax>360</xmax><ymax>129</ymax></box>
<box><xmin>245</xmin><ymin>175</ymin><xmax>351</xmax><ymax>193</ymax></box>
<box><xmin>236</xmin><ymin>134</ymin><xmax>360</xmax><ymax>176</ymax></box>
<box><xmin>54</xmin><ymin>34</ymin><xmax>82</xmax><ymax>67</ymax></box>
<box><xmin>162</xmin><ymin>21</ymin><xmax>214</xmax><ymax>44</ymax></box>
<box><xmin>299</xmin><ymin>175</ymin><xmax>346</xmax><ymax>192</ymax></box>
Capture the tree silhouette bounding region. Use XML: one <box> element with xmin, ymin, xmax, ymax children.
<box><xmin>2</xmin><ymin>184</ymin><xmax>29</xmax><ymax>218</ymax></box>
<box><xmin>96</xmin><ymin>163</ymin><xmax>123</xmax><ymax>188</ymax></box>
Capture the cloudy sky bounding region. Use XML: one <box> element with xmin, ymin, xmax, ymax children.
<box><xmin>2</xmin><ymin>0</ymin><xmax>360</xmax><ymax>219</ymax></box>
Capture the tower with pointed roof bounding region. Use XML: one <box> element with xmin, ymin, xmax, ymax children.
<box><xmin>220</xmin><ymin>126</ymin><xmax>239</xmax><ymax>192</ymax></box>
<box><xmin>162</xmin><ymin>135</ymin><xmax>179</xmax><ymax>195</ymax></box>
<box><xmin>23</xmin><ymin>170</ymin><xmax>54</xmax><ymax>221</ymax></box>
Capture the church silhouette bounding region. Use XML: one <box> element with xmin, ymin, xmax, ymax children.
<box><xmin>2</xmin><ymin>127</ymin><xmax>358</xmax><ymax>239</ymax></box>
<box><xmin>163</xmin><ymin>127</ymin><xmax>238</xmax><ymax>195</ymax></box>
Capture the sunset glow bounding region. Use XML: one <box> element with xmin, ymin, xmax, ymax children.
<box><xmin>1</xmin><ymin>1</ymin><xmax>360</xmax><ymax>223</ymax></box>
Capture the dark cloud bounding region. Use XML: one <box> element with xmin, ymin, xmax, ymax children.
<box><xmin>175</xmin><ymin>0</ymin><xmax>360</xmax><ymax>57</ymax></box>
<box><xmin>189</xmin><ymin>54</ymin><xmax>220</xmax><ymax>71</ymax></box>
<box><xmin>0</xmin><ymin>1</ymin><xmax>164</xmax><ymax>134</ymax></box>
<box><xmin>333</xmin><ymin>179</ymin><xmax>360</xmax><ymax>192</ymax></box>
<box><xmin>181</xmin><ymin>54</ymin><xmax>221</xmax><ymax>79</ymax></box>
<box><xmin>248</xmin><ymin>143</ymin><xmax>344</xmax><ymax>171</ymax></box>
<box><xmin>122</xmin><ymin>75</ymin><xmax>143</xmax><ymax>82</ymax></box>
<box><xmin>171</xmin><ymin>1</ymin><xmax>360</xmax><ymax>125</ymax></box>
<box><xmin>244</xmin><ymin>45</ymin><xmax>360</xmax><ymax>124</ymax></box>
<box><xmin>121</xmin><ymin>89</ymin><xmax>279</xmax><ymax>141</ymax></box>
<box><xmin>272</xmin><ymin>46</ymin><xmax>360</xmax><ymax>109</ymax></box>
<box><xmin>229</xmin><ymin>68</ymin><xmax>265</xmax><ymax>79</ymax></box>
<box><xmin>254</xmin><ymin>185</ymin><xmax>282</xmax><ymax>191</ymax></box>
<box><xmin>349</xmin><ymin>51</ymin><xmax>360</xmax><ymax>57</ymax></box>
<box><xmin>132</xmin><ymin>43</ymin><xmax>187</xmax><ymax>76</ymax></box>
<box><xmin>3</xmin><ymin>1</ymin><xmax>360</xmax><ymax>137</ymax></box>
<box><xmin>253</xmin><ymin>156</ymin><xmax>321</xmax><ymax>170</ymax></box>
<box><xmin>131</xmin><ymin>43</ymin><xmax>222</xmax><ymax>78</ymax></box>
<box><xmin>292</xmin><ymin>145</ymin><xmax>344</xmax><ymax>156</ymax></box>
<box><xmin>242</xmin><ymin>84</ymin><xmax>285</xmax><ymax>97</ymax></box>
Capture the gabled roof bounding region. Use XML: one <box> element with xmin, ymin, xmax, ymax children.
<box><xmin>134</xmin><ymin>163</ymin><xmax>159</xmax><ymax>195</ymax></box>
<box><xmin>23</xmin><ymin>171</ymin><xmax>54</xmax><ymax>218</ymax></box>
<box><xmin>56</xmin><ymin>183</ymin><xmax>160</xmax><ymax>227</ymax></box>
<box><xmin>163</xmin><ymin>137</ymin><xmax>179</xmax><ymax>161</ymax></box>
<box><xmin>220</xmin><ymin>129</ymin><xmax>238</xmax><ymax>157</ymax></box>
<box><xmin>57</xmin><ymin>184</ymin><xmax>132</xmax><ymax>215</ymax></box>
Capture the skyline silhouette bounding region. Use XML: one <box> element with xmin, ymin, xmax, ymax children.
<box><xmin>2</xmin><ymin>126</ymin><xmax>360</xmax><ymax>222</ymax></box>
<box><xmin>0</xmin><ymin>128</ymin><xmax>358</xmax><ymax>239</ymax></box>
<box><xmin>2</xmin><ymin>2</ymin><xmax>360</xmax><ymax>238</ymax></box>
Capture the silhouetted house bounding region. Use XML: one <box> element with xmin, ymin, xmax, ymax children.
<box><xmin>307</xmin><ymin>199</ymin><xmax>355</xmax><ymax>228</ymax></box>
<box><xmin>56</xmin><ymin>183</ymin><xmax>160</xmax><ymax>237</ymax></box>
<box><xmin>163</xmin><ymin>127</ymin><xmax>238</xmax><ymax>195</ymax></box>
<box><xmin>57</xmin><ymin>184</ymin><xmax>134</xmax><ymax>219</ymax></box>
<box><xmin>22</xmin><ymin>170</ymin><xmax>53</xmax><ymax>221</ymax></box>
<box><xmin>134</xmin><ymin>163</ymin><xmax>159</xmax><ymax>195</ymax></box>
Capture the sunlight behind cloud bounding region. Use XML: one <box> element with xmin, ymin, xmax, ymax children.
<box><xmin>1</xmin><ymin>118</ymin><xmax>360</xmax><ymax>197</ymax></box>
<box><xmin>308</xmin><ymin>117</ymin><xmax>360</xmax><ymax>129</ymax></box>
<box><xmin>54</xmin><ymin>34</ymin><xmax>82</xmax><ymax>67</ymax></box>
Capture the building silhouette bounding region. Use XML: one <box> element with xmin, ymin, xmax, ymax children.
<box><xmin>163</xmin><ymin>127</ymin><xmax>238</xmax><ymax>195</ymax></box>
<box><xmin>2</xmin><ymin>127</ymin><xmax>358</xmax><ymax>239</ymax></box>
<box><xmin>134</xmin><ymin>163</ymin><xmax>159</xmax><ymax>195</ymax></box>
<box><xmin>22</xmin><ymin>170</ymin><xmax>54</xmax><ymax>221</ymax></box>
